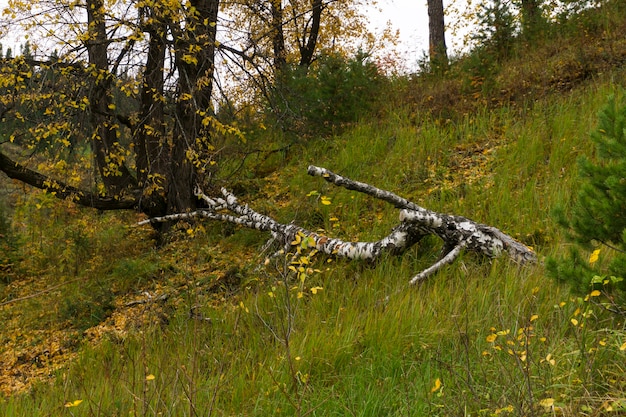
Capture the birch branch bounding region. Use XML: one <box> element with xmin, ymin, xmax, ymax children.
<box><xmin>137</xmin><ymin>167</ymin><xmax>536</xmax><ymax>283</ymax></box>
<box><xmin>308</xmin><ymin>165</ymin><xmax>537</xmax><ymax>266</ymax></box>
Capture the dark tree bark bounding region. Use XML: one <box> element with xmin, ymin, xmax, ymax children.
<box><xmin>85</xmin><ymin>0</ymin><xmax>137</xmax><ymax>194</ymax></box>
<box><xmin>298</xmin><ymin>0</ymin><xmax>322</xmax><ymax>68</ymax></box>
<box><xmin>169</xmin><ymin>0</ymin><xmax>220</xmax><ymax>214</ymax></box>
<box><xmin>136</xmin><ymin>14</ymin><xmax>167</xmax><ymax>190</ymax></box>
<box><xmin>134</xmin><ymin>8</ymin><xmax>169</xmax><ymax>217</ymax></box>
<box><xmin>520</xmin><ymin>0</ymin><xmax>543</xmax><ymax>38</ymax></box>
<box><xmin>0</xmin><ymin>152</ymin><xmax>137</xmax><ymax>210</ymax></box>
<box><xmin>271</xmin><ymin>0</ymin><xmax>287</xmax><ymax>72</ymax></box>
<box><xmin>427</xmin><ymin>0</ymin><xmax>448</xmax><ymax>71</ymax></box>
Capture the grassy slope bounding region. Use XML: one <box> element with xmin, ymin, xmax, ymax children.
<box><xmin>2</xmin><ymin>3</ymin><xmax>626</xmax><ymax>416</ymax></box>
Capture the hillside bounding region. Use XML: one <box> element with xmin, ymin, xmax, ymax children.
<box><xmin>1</xmin><ymin>2</ymin><xmax>626</xmax><ymax>415</ymax></box>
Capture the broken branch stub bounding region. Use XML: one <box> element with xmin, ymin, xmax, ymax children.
<box><xmin>138</xmin><ymin>166</ymin><xmax>536</xmax><ymax>284</ymax></box>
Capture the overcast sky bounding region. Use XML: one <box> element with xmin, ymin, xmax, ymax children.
<box><xmin>365</xmin><ymin>0</ymin><xmax>431</xmax><ymax>69</ymax></box>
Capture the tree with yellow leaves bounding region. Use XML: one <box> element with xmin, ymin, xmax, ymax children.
<box><xmin>0</xmin><ymin>0</ymin><xmax>220</xmax><ymax>228</ymax></box>
<box><xmin>0</xmin><ymin>0</ymin><xmax>380</xmax><ymax>234</ymax></box>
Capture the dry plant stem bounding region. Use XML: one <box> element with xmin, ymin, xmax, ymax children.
<box><xmin>138</xmin><ymin>166</ymin><xmax>536</xmax><ymax>283</ymax></box>
<box><xmin>0</xmin><ymin>276</ymin><xmax>84</xmax><ymax>307</ymax></box>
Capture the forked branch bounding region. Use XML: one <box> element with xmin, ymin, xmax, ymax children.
<box><xmin>139</xmin><ymin>166</ymin><xmax>537</xmax><ymax>283</ymax></box>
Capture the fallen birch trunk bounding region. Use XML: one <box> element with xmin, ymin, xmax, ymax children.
<box><xmin>139</xmin><ymin>166</ymin><xmax>536</xmax><ymax>284</ymax></box>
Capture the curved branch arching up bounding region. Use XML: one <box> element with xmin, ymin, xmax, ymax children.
<box><xmin>308</xmin><ymin>165</ymin><xmax>537</xmax><ymax>266</ymax></box>
<box><xmin>138</xmin><ymin>166</ymin><xmax>537</xmax><ymax>283</ymax></box>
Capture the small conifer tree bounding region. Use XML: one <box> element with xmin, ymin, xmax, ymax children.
<box><xmin>548</xmin><ymin>94</ymin><xmax>626</xmax><ymax>308</ymax></box>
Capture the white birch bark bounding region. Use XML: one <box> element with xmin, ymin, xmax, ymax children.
<box><xmin>308</xmin><ymin>165</ymin><xmax>537</xmax><ymax>268</ymax></box>
<box><xmin>138</xmin><ymin>167</ymin><xmax>536</xmax><ymax>283</ymax></box>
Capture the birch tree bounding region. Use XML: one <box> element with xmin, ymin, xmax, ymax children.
<box><xmin>140</xmin><ymin>166</ymin><xmax>537</xmax><ymax>283</ymax></box>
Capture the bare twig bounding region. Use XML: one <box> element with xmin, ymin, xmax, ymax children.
<box><xmin>124</xmin><ymin>292</ymin><xmax>169</xmax><ymax>307</ymax></box>
<box><xmin>0</xmin><ymin>277</ymin><xmax>85</xmax><ymax>307</ymax></box>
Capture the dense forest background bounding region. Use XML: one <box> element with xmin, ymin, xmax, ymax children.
<box><xmin>1</xmin><ymin>0</ymin><xmax>626</xmax><ymax>415</ymax></box>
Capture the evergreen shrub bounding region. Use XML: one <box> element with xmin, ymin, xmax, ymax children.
<box><xmin>548</xmin><ymin>94</ymin><xmax>626</xmax><ymax>307</ymax></box>
<box><xmin>270</xmin><ymin>52</ymin><xmax>384</xmax><ymax>137</ymax></box>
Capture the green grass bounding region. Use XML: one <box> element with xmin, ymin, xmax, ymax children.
<box><xmin>2</xmin><ymin>3</ymin><xmax>626</xmax><ymax>416</ymax></box>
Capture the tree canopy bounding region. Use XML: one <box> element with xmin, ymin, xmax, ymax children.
<box><xmin>0</xmin><ymin>0</ymin><xmax>383</xmax><ymax>227</ymax></box>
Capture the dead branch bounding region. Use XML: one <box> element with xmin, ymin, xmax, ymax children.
<box><xmin>125</xmin><ymin>292</ymin><xmax>169</xmax><ymax>307</ymax></box>
<box><xmin>138</xmin><ymin>166</ymin><xmax>536</xmax><ymax>284</ymax></box>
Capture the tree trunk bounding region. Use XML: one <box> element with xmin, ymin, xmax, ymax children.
<box><xmin>139</xmin><ymin>166</ymin><xmax>537</xmax><ymax>283</ymax></box>
<box><xmin>427</xmin><ymin>0</ymin><xmax>448</xmax><ymax>71</ymax></box>
<box><xmin>298</xmin><ymin>0</ymin><xmax>322</xmax><ymax>68</ymax></box>
<box><xmin>520</xmin><ymin>0</ymin><xmax>543</xmax><ymax>38</ymax></box>
<box><xmin>85</xmin><ymin>0</ymin><xmax>137</xmax><ymax>194</ymax></box>
<box><xmin>135</xmin><ymin>10</ymin><xmax>168</xmax><ymax>217</ymax></box>
<box><xmin>271</xmin><ymin>0</ymin><xmax>287</xmax><ymax>73</ymax></box>
<box><xmin>170</xmin><ymin>0</ymin><xmax>220</xmax><ymax>214</ymax></box>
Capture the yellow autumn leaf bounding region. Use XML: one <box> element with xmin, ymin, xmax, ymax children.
<box><xmin>539</xmin><ymin>398</ymin><xmax>554</xmax><ymax>408</ymax></box>
<box><xmin>310</xmin><ymin>286</ymin><xmax>323</xmax><ymax>294</ymax></box>
<box><xmin>146</xmin><ymin>374</ymin><xmax>155</xmax><ymax>381</ymax></box>
<box><xmin>620</xmin><ymin>342</ymin><xmax>626</xmax><ymax>351</ymax></box>
<box><xmin>590</xmin><ymin>290</ymin><xmax>601</xmax><ymax>297</ymax></box>
<box><xmin>486</xmin><ymin>334</ymin><xmax>497</xmax><ymax>343</ymax></box>
<box><xmin>571</xmin><ymin>318</ymin><xmax>579</xmax><ymax>326</ymax></box>
<box><xmin>321</xmin><ymin>196</ymin><xmax>331</xmax><ymax>205</ymax></box>
<box><xmin>182</xmin><ymin>54</ymin><xmax>198</xmax><ymax>65</ymax></box>
<box><xmin>64</xmin><ymin>399</ymin><xmax>83</xmax><ymax>407</ymax></box>
<box><xmin>589</xmin><ymin>249</ymin><xmax>600</xmax><ymax>264</ymax></box>
<box><xmin>530</xmin><ymin>314</ymin><xmax>539</xmax><ymax>322</ymax></box>
<box><xmin>430</xmin><ymin>378</ymin><xmax>441</xmax><ymax>393</ymax></box>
